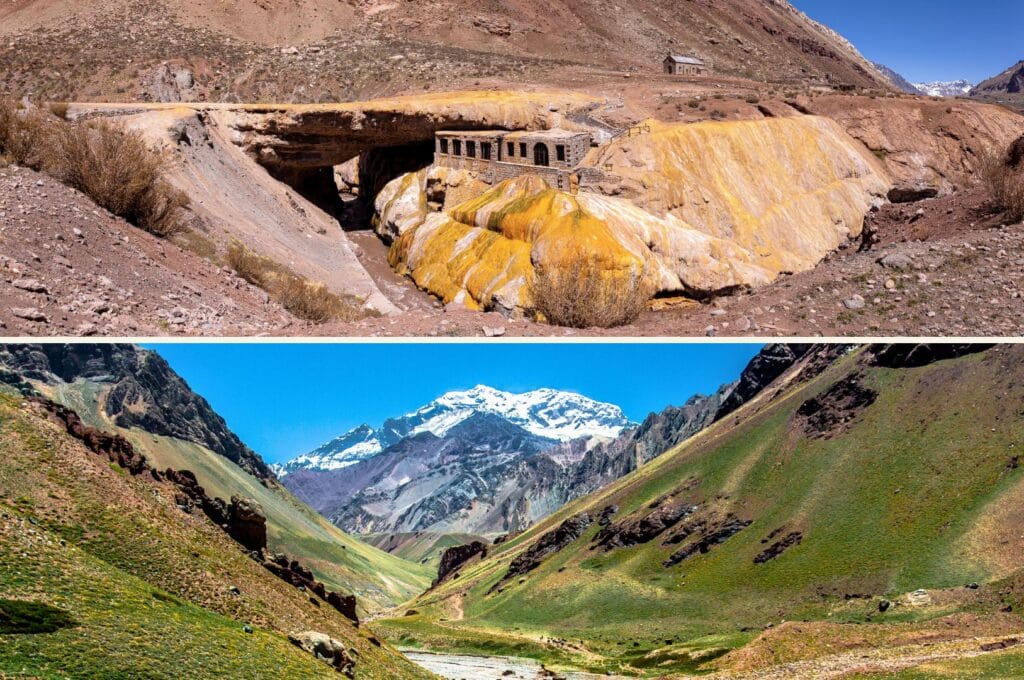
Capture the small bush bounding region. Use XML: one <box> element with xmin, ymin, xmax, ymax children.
<box><xmin>43</xmin><ymin>121</ymin><xmax>189</xmax><ymax>237</ymax></box>
<box><xmin>47</xmin><ymin>102</ymin><xmax>69</xmax><ymax>120</ymax></box>
<box><xmin>226</xmin><ymin>242</ymin><xmax>371</xmax><ymax>323</ymax></box>
<box><xmin>981</xmin><ymin>149</ymin><xmax>1024</xmax><ymax>223</ymax></box>
<box><xmin>745</xmin><ymin>96</ymin><xmax>760</xmax><ymax>104</ymax></box>
<box><xmin>531</xmin><ymin>256</ymin><xmax>653</xmax><ymax>329</ymax></box>
<box><xmin>709</xmin><ymin>110</ymin><xmax>727</xmax><ymax>120</ymax></box>
<box><xmin>0</xmin><ymin>99</ymin><xmax>51</xmax><ymax>167</ymax></box>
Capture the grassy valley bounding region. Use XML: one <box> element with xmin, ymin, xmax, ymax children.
<box><xmin>378</xmin><ymin>346</ymin><xmax>1024</xmax><ymax>676</ymax></box>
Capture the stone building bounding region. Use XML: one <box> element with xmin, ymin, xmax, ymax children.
<box><xmin>434</xmin><ymin>129</ymin><xmax>591</xmax><ymax>192</ymax></box>
<box><xmin>664</xmin><ymin>54</ymin><xmax>709</xmax><ymax>77</ymax></box>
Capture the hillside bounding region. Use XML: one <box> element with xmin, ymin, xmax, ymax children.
<box><xmin>971</xmin><ymin>60</ymin><xmax>1024</xmax><ymax>113</ymax></box>
<box><xmin>0</xmin><ymin>344</ymin><xmax>433</xmax><ymax>611</ymax></box>
<box><xmin>0</xmin><ymin>384</ymin><xmax>432</xmax><ymax>678</ymax></box>
<box><xmin>0</xmin><ymin>0</ymin><xmax>890</xmax><ymax>102</ymax></box>
<box><xmin>378</xmin><ymin>344</ymin><xmax>1024</xmax><ymax>677</ymax></box>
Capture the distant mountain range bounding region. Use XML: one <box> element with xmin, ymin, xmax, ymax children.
<box><xmin>873</xmin><ymin>63</ymin><xmax>922</xmax><ymax>95</ymax></box>
<box><xmin>274</xmin><ymin>385</ymin><xmax>633</xmax><ymax>476</ymax></box>
<box><xmin>914</xmin><ymin>79</ymin><xmax>974</xmax><ymax>98</ymax></box>
<box><xmin>278</xmin><ymin>348</ymin><xmax>816</xmax><ymax>537</ymax></box>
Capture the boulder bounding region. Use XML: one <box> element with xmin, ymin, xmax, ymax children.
<box><xmin>288</xmin><ymin>632</ymin><xmax>356</xmax><ymax>678</ymax></box>
<box><xmin>227</xmin><ymin>496</ymin><xmax>267</xmax><ymax>553</ymax></box>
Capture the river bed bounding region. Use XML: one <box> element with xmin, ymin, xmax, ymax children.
<box><xmin>403</xmin><ymin>650</ymin><xmax>627</xmax><ymax>679</ymax></box>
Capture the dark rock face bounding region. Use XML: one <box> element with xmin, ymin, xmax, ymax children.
<box><xmin>1008</xmin><ymin>135</ymin><xmax>1024</xmax><ymax>169</ymax></box>
<box><xmin>887</xmin><ymin>187</ymin><xmax>939</xmax><ymax>204</ymax></box>
<box><xmin>493</xmin><ymin>513</ymin><xmax>592</xmax><ymax>591</ymax></box>
<box><xmin>227</xmin><ymin>496</ymin><xmax>268</xmax><ymax>553</ymax></box>
<box><xmin>755</xmin><ymin>530</ymin><xmax>803</xmax><ymax>564</ymax></box>
<box><xmin>434</xmin><ymin>541</ymin><xmax>488</xmax><ymax>587</ymax></box>
<box><xmin>796</xmin><ymin>373</ymin><xmax>878</xmax><ymax>439</ymax></box>
<box><xmin>0</xmin><ymin>344</ymin><xmax>272</xmax><ymax>481</ymax></box>
<box><xmin>868</xmin><ymin>344</ymin><xmax>994</xmax><ymax>369</ymax></box>
<box><xmin>715</xmin><ymin>344</ymin><xmax>813</xmax><ymax>421</ymax></box>
<box><xmin>663</xmin><ymin>515</ymin><xmax>752</xmax><ymax>567</ymax></box>
<box><xmin>594</xmin><ymin>492</ymin><xmax>699</xmax><ymax>551</ymax></box>
<box><xmin>38</xmin><ymin>397</ymin><xmax>149</xmax><ymax>476</ymax></box>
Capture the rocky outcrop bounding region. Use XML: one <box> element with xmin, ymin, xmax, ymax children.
<box><xmin>663</xmin><ymin>515</ymin><xmax>753</xmax><ymax>567</ymax></box>
<box><xmin>492</xmin><ymin>513</ymin><xmax>592</xmax><ymax>591</ymax></box>
<box><xmin>288</xmin><ymin>631</ymin><xmax>356</xmax><ymax>678</ymax></box>
<box><xmin>715</xmin><ymin>345</ymin><xmax>813</xmax><ymax>421</ymax></box>
<box><xmin>796</xmin><ymin>372</ymin><xmax>878</xmax><ymax>439</ymax></box>
<box><xmin>868</xmin><ymin>344</ymin><xmax>994</xmax><ymax>369</ymax></box>
<box><xmin>594</xmin><ymin>498</ymin><xmax>700</xmax><ymax>551</ymax></box>
<box><xmin>0</xmin><ymin>344</ymin><xmax>274</xmax><ymax>481</ymax></box>
<box><xmin>226</xmin><ymin>496</ymin><xmax>268</xmax><ymax>553</ymax></box>
<box><xmin>434</xmin><ymin>541</ymin><xmax>489</xmax><ymax>586</ymax></box>
<box><xmin>388</xmin><ymin>116</ymin><xmax>889</xmax><ymax>315</ymax></box>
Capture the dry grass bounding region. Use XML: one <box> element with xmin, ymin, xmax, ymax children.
<box><xmin>2</xmin><ymin>99</ymin><xmax>189</xmax><ymax>237</ymax></box>
<box><xmin>43</xmin><ymin>121</ymin><xmax>189</xmax><ymax>237</ymax></box>
<box><xmin>0</xmin><ymin>98</ymin><xmax>51</xmax><ymax>167</ymax></box>
<box><xmin>531</xmin><ymin>256</ymin><xmax>653</xmax><ymax>329</ymax></box>
<box><xmin>981</xmin><ymin>146</ymin><xmax>1024</xmax><ymax>223</ymax></box>
<box><xmin>226</xmin><ymin>242</ymin><xmax>372</xmax><ymax>323</ymax></box>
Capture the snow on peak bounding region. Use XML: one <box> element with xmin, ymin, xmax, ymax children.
<box><xmin>280</xmin><ymin>385</ymin><xmax>633</xmax><ymax>473</ymax></box>
<box><xmin>912</xmin><ymin>79</ymin><xmax>973</xmax><ymax>98</ymax></box>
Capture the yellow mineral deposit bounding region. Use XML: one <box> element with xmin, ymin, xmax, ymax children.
<box><xmin>388</xmin><ymin>116</ymin><xmax>893</xmax><ymax>314</ymax></box>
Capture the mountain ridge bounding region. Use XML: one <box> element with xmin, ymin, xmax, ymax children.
<box><xmin>277</xmin><ymin>384</ymin><xmax>633</xmax><ymax>477</ymax></box>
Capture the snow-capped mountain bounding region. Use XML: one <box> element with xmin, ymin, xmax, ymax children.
<box><xmin>277</xmin><ymin>385</ymin><xmax>633</xmax><ymax>476</ymax></box>
<box><xmin>912</xmin><ymin>79</ymin><xmax>974</xmax><ymax>98</ymax></box>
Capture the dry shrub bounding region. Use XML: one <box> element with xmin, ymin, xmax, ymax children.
<box><xmin>532</xmin><ymin>256</ymin><xmax>653</xmax><ymax>329</ymax></box>
<box><xmin>0</xmin><ymin>99</ymin><xmax>51</xmax><ymax>167</ymax></box>
<box><xmin>981</xmin><ymin>146</ymin><xmax>1024</xmax><ymax>223</ymax></box>
<box><xmin>226</xmin><ymin>242</ymin><xmax>370</xmax><ymax>323</ymax></box>
<box><xmin>43</xmin><ymin>121</ymin><xmax>189</xmax><ymax>237</ymax></box>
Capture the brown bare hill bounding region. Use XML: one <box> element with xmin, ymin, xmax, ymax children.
<box><xmin>971</xmin><ymin>60</ymin><xmax>1024</xmax><ymax>113</ymax></box>
<box><xmin>0</xmin><ymin>0</ymin><xmax>889</xmax><ymax>102</ymax></box>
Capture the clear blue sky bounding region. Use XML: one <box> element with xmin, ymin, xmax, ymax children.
<box><xmin>791</xmin><ymin>0</ymin><xmax>1022</xmax><ymax>83</ymax></box>
<box><xmin>146</xmin><ymin>343</ymin><xmax>763</xmax><ymax>464</ymax></box>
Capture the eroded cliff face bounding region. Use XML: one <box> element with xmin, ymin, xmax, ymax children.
<box><xmin>386</xmin><ymin>116</ymin><xmax>891</xmax><ymax>314</ymax></box>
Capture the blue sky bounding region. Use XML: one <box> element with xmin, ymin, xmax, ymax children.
<box><xmin>791</xmin><ymin>0</ymin><xmax>1022</xmax><ymax>83</ymax></box>
<box><xmin>147</xmin><ymin>343</ymin><xmax>763</xmax><ymax>464</ymax></box>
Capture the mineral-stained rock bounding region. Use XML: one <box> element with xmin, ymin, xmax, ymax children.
<box><xmin>288</xmin><ymin>631</ymin><xmax>357</xmax><ymax>678</ymax></box>
<box><xmin>388</xmin><ymin>116</ymin><xmax>890</xmax><ymax>315</ymax></box>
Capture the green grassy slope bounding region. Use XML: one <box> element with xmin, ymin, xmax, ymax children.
<box><xmin>0</xmin><ymin>390</ymin><xmax>433</xmax><ymax>679</ymax></box>
<box><xmin>38</xmin><ymin>379</ymin><xmax>432</xmax><ymax>611</ymax></box>
<box><xmin>379</xmin><ymin>346</ymin><xmax>1024</xmax><ymax>676</ymax></box>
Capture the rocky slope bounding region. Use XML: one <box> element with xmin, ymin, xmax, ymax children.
<box><xmin>873</xmin><ymin>64</ymin><xmax>922</xmax><ymax>95</ymax></box>
<box><xmin>0</xmin><ymin>344</ymin><xmax>272</xmax><ymax>480</ymax></box>
<box><xmin>0</xmin><ymin>374</ymin><xmax>432</xmax><ymax>678</ymax></box>
<box><xmin>971</xmin><ymin>60</ymin><xmax>1024</xmax><ymax>113</ymax></box>
<box><xmin>0</xmin><ymin>343</ymin><xmax>433</xmax><ymax>610</ymax></box>
<box><xmin>380</xmin><ymin>344</ymin><xmax>1024</xmax><ymax>677</ymax></box>
<box><xmin>0</xmin><ymin>0</ymin><xmax>889</xmax><ymax>102</ymax></box>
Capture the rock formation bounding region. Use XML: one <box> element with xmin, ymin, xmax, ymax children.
<box><xmin>387</xmin><ymin>116</ymin><xmax>890</xmax><ymax>315</ymax></box>
<box><xmin>0</xmin><ymin>344</ymin><xmax>274</xmax><ymax>480</ymax></box>
<box><xmin>434</xmin><ymin>541</ymin><xmax>489</xmax><ymax>586</ymax></box>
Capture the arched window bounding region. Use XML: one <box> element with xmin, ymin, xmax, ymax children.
<box><xmin>534</xmin><ymin>144</ymin><xmax>549</xmax><ymax>167</ymax></box>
